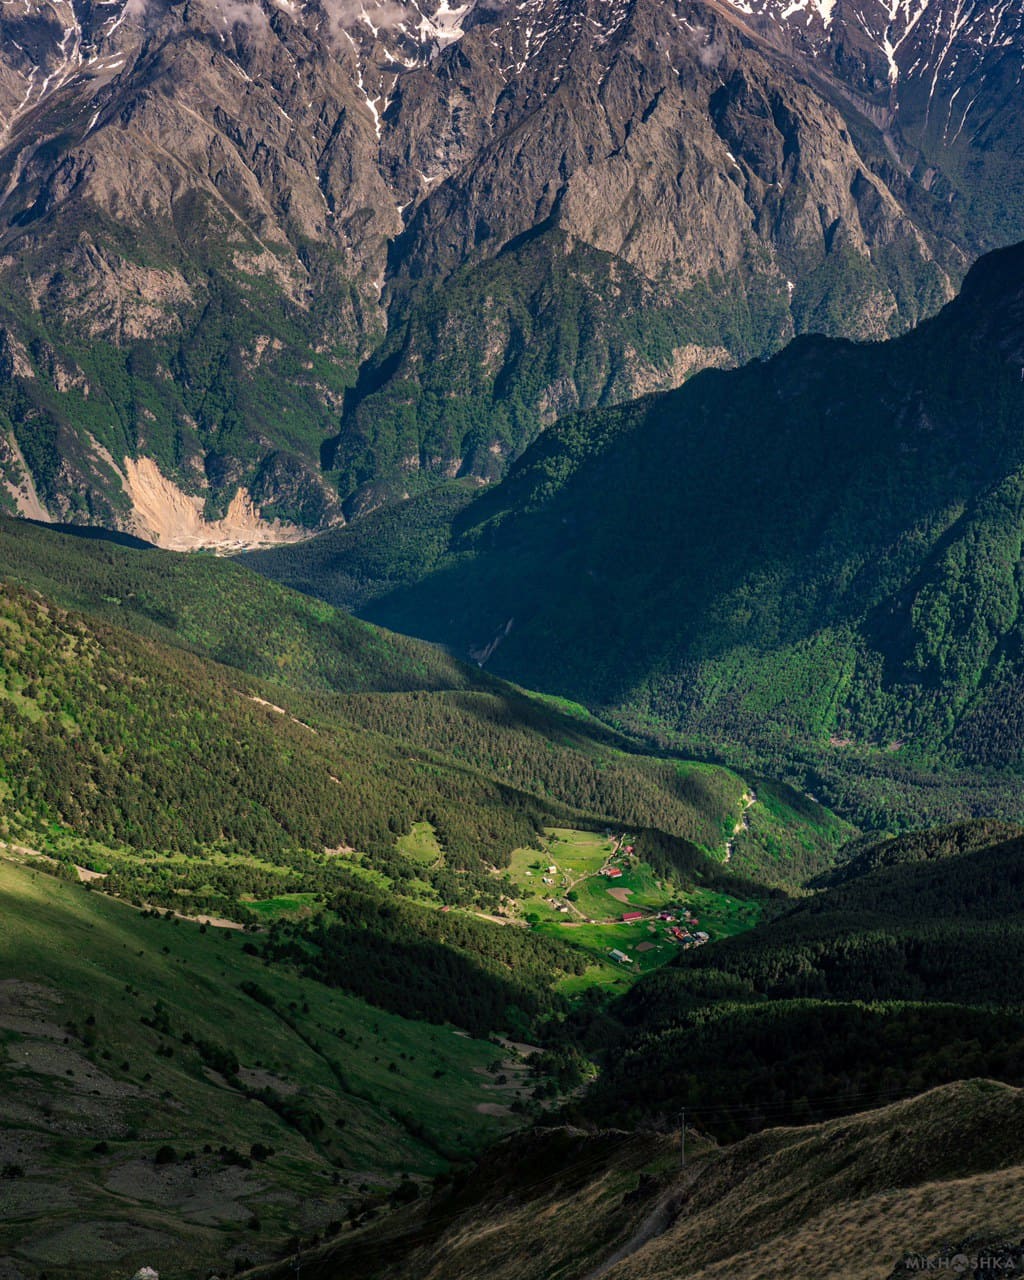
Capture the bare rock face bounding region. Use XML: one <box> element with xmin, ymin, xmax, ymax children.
<box><xmin>390</xmin><ymin>0</ymin><xmax>927</xmax><ymax>286</ymax></box>
<box><xmin>724</xmin><ymin>0</ymin><xmax>1024</xmax><ymax>250</ymax></box>
<box><xmin>0</xmin><ymin>0</ymin><xmax>1019</xmax><ymax>532</ymax></box>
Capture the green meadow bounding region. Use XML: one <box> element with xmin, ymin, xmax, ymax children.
<box><xmin>506</xmin><ymin>828</ymin><xmax>761</xmax><ymax>989</ymax></box>
<box><xmin>0</xmin><ymin>853</ymin><xmax>525</xmax><ymax>1277</ymax></box>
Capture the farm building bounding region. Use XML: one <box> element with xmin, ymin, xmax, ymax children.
<box><xmin>621</xmin><ymin>911</ymin><xmax>643</xmax><ymax>923</ymax></box>
<box><xmin>609</xmin><ymin>949</ymin><xmax>633</xmax><ymax>964</ymax></box>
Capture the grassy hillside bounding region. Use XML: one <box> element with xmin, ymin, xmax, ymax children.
<box><xmin>0</xmin><ymin>854</ymin><xmax>523</xmax><ymax>1280</ymax></box>
<box><xmin>0</xmin><ymin>518</ymin><xmax>849</xmax><ymax>892</ymax></box>
<box><xmin>256</xmin><ymin>1080</ymin><xmax>1024</xmax><ymax>1280</ymax></box>
<box><xmin>248</xmin><ymin>241</ymin><xmax>1024</xmax><ymax>830</ymax></box>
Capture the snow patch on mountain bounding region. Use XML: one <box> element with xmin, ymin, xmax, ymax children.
<box><xmin>719</xmin><ymin>0</ymin><xmax>1023</xmax><ymax>119</ymax></box>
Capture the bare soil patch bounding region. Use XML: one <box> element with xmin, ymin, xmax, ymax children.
<box><xmin>18</xmin><ymin>1218</ymin><xmax>175</xmax><ymax>1267</ymax></box>
<box><xmin>237</xmin><ymin>1066</ymin><xmax>301</xmax><ymax>1095</ymax></box>
<box><xmin>105</xmin><ymin>1158</ymin><xmax>263</xmax><ymax>1223</ymax></box>
<box><xmin>0</xmin><ymin>980</ymin><xmax>64</xmax><ymax>1038</ymax></box>
<box><xmin>123</xmin><ymin>457</ymin><xmax>311</xmax><ymax>553</ymax></box>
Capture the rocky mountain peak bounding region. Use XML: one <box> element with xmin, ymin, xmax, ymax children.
<box><xmin>721</xmin><ymin>0</ymin><xmax>1024</xmax><ymax>154</ymax></box>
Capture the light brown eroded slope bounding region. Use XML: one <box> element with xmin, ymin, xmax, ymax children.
<box><xmin>121</xmin><ymin>458</ymin><xmax>310</xmax><ymax>552</ymax></box>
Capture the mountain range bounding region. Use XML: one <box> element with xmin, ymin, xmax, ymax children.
<box><xmin>6</xmin><ymin>1</ymin><xmax>1024</xmax><ymax>1275</ymax></box>
<box><xmin>1</xmin><ymin>0</ymin><xmax>1022</xmax><ymax>535</ymax></box>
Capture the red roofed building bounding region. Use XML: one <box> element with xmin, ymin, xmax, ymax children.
<box><xmin>621</xmin><ymin>911</ymin><xmax>643</xmax><ymax>922</ymax></box>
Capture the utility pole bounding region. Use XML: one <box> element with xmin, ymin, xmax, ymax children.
<box><xmin>680</xmin><ymin>1108</ymin><xmax>686</xmax><ymax>1169</ymax></box>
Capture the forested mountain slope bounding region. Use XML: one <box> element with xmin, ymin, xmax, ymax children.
<box><xmin>3</xmin><ymin>517</ymin><xmax>841</xmax><ymax>888</ymax></box>
<box><xmin>579</xmin><ymin>820</ymin><xmax>1024</xmax><ymax>1135</ymax></box>
<box><xmin>252</xmin><ymin>239</ymin><xmax>1024</xmax><ymax>825</ymax></box>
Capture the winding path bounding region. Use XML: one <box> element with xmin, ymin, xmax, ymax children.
<box><xmin>723</xmin><ymin>789</ymin><xmax>757</xmax><ymax>864</ymax></box>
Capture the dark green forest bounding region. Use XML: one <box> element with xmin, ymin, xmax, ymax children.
<box><xmin>0</xmin><ymin>519</ymin><xmax>845</xmax><ymax>880</ymax></box>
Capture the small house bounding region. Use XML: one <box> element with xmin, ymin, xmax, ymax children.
<box><xmin>606</xmin><ymin>867</ymin><xmax>623</xmax><ymax>879</ymax></box>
